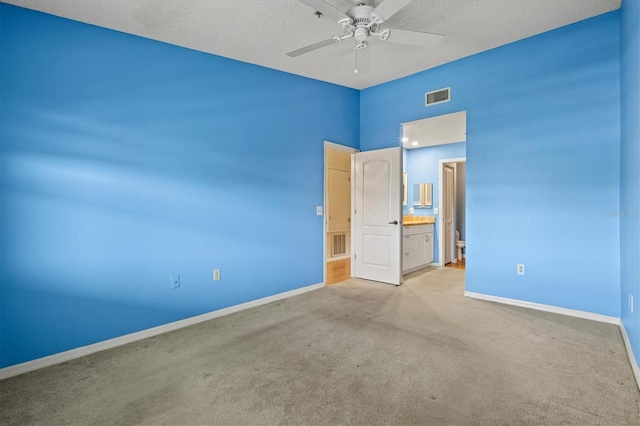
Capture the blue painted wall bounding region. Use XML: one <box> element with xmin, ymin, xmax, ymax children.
<box><xmin>621</xmin><ymin>0</ymin><xmax>640</xmax><ymax>366</ymax></box>
<box><xmin>362</xmin><ymin>12</ymin><xmax>621</xmax><ymax>316</ymax></box>
<box><xmin>0</xmin><ymin>3</ymin><xmax>631</xmax><ymax>371</ymax></box>
<box><xmin>0</xmin><ymin>5</ymin><xmax>359</xmax><ymax>367</ymax></box>
<box><xmin>405</xmin><ymin>142</ymin><xmax>466</xmax><ymax>264</ymax></box>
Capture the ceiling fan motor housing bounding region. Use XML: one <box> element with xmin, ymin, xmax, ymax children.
<box><xmin>345</xmin><ymin>5</ymin><xmax>381</xmax><ymax>41</ymax></box>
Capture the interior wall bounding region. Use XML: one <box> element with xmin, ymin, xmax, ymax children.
<box><xmin>0</xmin><ymin>4</ymin><xmax>360</xmax><ymax>368</ymax></box>
<box><xmin>361</xmin><ymin>11</ymin><xmax>621</xmax><ymax>317</ymax></box>
<box><xmin>405</xmin><ymin>142</ymin><xmax>466</xmax><ymax>264</ymax></box>
<box><xmin>620</xmin><ymin>0</ymin><xmax>640</xmax><ymax>367</ymax></box>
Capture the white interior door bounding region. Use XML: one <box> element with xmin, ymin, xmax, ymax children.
<box><xmin>444</xmin><ymin>165</ymin><xmax>454</xmax><ymax>264</ymax></box>
<box><xmin>353</xmin><ymin>147</ymin><xmax>402</xmax><ymax>285</ymax></box>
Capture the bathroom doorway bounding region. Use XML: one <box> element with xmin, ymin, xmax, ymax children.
<box><xmin>440</xmin><ymin>158</ymin><xmax>466</xmax><ymax>269</ymax></box>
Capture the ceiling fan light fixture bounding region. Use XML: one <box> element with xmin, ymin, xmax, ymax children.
<box><xmin>354</xmin><ymin>27</ymin><xmax>369</xmax><ymax>42</ymax></box>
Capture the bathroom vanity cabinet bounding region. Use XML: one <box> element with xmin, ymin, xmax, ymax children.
<box><xmin>402</xmin><ymin>224</ymin><xmax>434</xmax><ymax>274</ymax></box>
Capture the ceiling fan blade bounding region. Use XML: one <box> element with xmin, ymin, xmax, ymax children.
<box><xmin>286</xmin><ymin>37</ymin><xmax>339</xmax><ymax>57</ymax></box>
<box><xmin>385</xmin><ymin>28</ymin><xmax>443</xmax><ymax>47</ymax></box>
<box><xmin>298</xmin><ymin>0</ymin><xmax>349</xmax><ymax>22</ymax></box>
<box><xmin>355</xmin><ymin>45</ymin><xmax>370</xmax><ymax>74</ymax></box>
<box><xmin>371</xmin><ymin>0</ymin><xmax>411</xmax><ymax>21</ymax></box>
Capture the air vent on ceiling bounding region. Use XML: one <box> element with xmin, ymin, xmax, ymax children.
<box><xmin>425</xmin><ymin>87</ymin><xmax>450</xmax><ymax>106</ymax></box>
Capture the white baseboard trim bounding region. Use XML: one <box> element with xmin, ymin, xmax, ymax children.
<box><xmin>463</xmin><ymin>291</ymin><xmax>621</xmax><ymax>325</ymax></box>
<box><xmin>0</xmin><ymin>282</ymin><xmax>325</xmax><ymax>381</ymax></box>
<box><xmin>619</xmin><ymin>322</ymin><xmax>640</xmax><ymax>391</ymax></box>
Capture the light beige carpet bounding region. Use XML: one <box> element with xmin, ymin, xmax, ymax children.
<box><xmin>1</xmin><ymin>267</ymin><xmax>639</xmax><ymax>425</ymax></box>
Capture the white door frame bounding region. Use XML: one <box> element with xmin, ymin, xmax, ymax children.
<box><xmin>444</xmin><ymin>163</ymin><xmax>455</xmax><ymax>265</ymax></box>
<box><xmin>324</xmin><ymin>141</ymin><xmax>359</xmax><ymax>285</ymax></box>
<box><xmin>437</xmin><ymin>157</ymin><xmax>466</xmax><ymax>267</ymax></box>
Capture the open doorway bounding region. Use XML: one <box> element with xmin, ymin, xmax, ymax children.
<box><xmin>401</xmin><ymin>111</ymin><xmax>467</xmax><ymax>274</ymax></box>
<box><xmin>324</xmin><ymin>141</ymin><xmax>357</xmax><ymax>285</ymax></box>
<box><xmin>324</xmin><ymin>141</ymin><xmax>404</xmax><ymax>287</ymax></box>
<box><xmin>441</xmin><ymin>159</ymin><xmax>466</xmax><ymax>269</ymax></box>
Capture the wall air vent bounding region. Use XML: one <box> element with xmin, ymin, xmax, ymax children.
<box><xmin>332</xmin><ymin>233</ymin><xmax>347</xmax><ymax>257</ymax></box>
<box><xmin>425</xmin><ymin>87</ymin><xmax>450</xmax><ymax>106</ymax></box>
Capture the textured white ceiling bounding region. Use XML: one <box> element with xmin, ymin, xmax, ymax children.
<box><xmin>3</xmin><ymin>0</ymin><xmax>621</xmax><ymax>89</ymax></box>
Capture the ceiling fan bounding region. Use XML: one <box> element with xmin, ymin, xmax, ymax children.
<box><xmin>287</xmin><ymin>0</ymin><xmax>443</xmax><ymax>74</ymax></box>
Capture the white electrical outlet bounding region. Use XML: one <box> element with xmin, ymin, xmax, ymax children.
<box><xmin>517</xmin><ymin>264</ymin><xmax>525</xmax><ymax>275</ymax></box>
<box><xmin>409</xmin><ymin>207</ymin><xmax>414</xmax><ymax>214</ymax></box>
<box><xmin>213</xmin><ymin>269</ymin><xmax>221</xmax><ymax>281</ymax></box>
<box><xmin>170</xmin><ymin>275</ymin><xmax>180</xmax><ymax>289</ymax></box>
<box><xmin>434</xmin><ymin>208</ymin><xmax>439</xmax><ymax>214</ymax></box>
<box><xmin>316</xmin><ymin>206</ymin><xmax>323</xmax><ymax>216</ymax></box>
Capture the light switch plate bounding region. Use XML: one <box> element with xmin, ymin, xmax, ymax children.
<box><xmin>434</xmin><ymin>208</ymin><xmax>439</xmax><ymax>214</ymax></box>
<box><xmin>409</xmin><ymin>207</ymin><xmax>414</xmax><ymax>214</ymax></box>
<box><xmin>316</xmin><ymin>206</ymin><xmax>323</xmax><ymax>216</ymax></box>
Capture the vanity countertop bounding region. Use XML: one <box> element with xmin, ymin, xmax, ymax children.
<box><xmin>403</xmin><ymin>215</ymin><xmax>435</xmax><ymax>226</ymax></box>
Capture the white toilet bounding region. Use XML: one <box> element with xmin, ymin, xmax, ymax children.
<box><xmin>455</xmin><ymin>230</ymin><xmax>466</xmax><ymax>261</ymax></box>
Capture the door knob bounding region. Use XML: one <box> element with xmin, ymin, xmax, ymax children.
<box><xmin>389</xmin><ymin>220</ymin><xmax>398</xmax><ymax>225</ymax></box>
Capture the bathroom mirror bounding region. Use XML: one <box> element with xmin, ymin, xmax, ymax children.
<box><xmin>413</xmin><ymin>183</ymin><xmax>433</xmax><ymax>208</ymax></box>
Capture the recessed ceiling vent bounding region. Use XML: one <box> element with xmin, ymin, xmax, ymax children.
<box><xmin>425</xmin><ymin>87</ymin><xmax>450</xmax><ymax>106</ymax></box>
